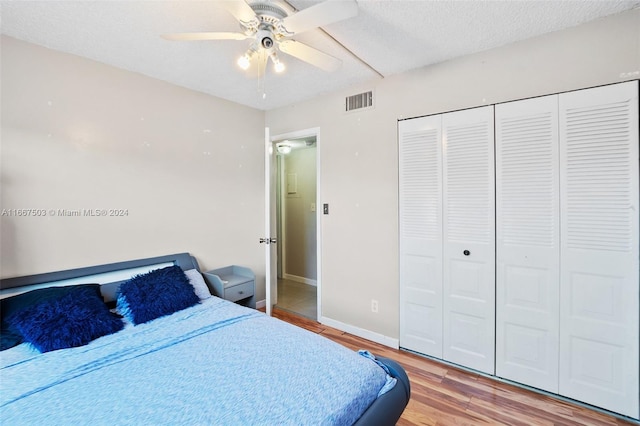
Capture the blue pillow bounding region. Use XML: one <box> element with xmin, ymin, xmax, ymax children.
<box><xmin>116</xmin><ymin>265</ymin><xmax>199</xmax><ymax>325</ymax></box>
<box><xmin>1</xmin><ymin>284</ymin><xmax>100</xmax><ymax>351</ymax></box>
<box><xmin>8</xmin><ymin>285</ymin><xmax>124</xmax><ymax>353</ymax></box>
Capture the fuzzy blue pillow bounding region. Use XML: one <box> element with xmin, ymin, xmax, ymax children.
<box><xmin>116</xmin><ymin>265</ymin><xmax>199</xmax><ymax>325</ymax></box>
<box><xmin>1</xmin><ymin>284</ymin><xmax>102</xmax><ymax>351</ymax></box>
<box><xmin>8</xmin><ymin>285</ymin><xmax>124</xmax><ymax>353</ymax></box>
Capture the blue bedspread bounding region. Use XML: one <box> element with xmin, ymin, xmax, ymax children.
<box><xmin>1</xmin><ymin>297</ymin><xmax>392</xmax><ymax>425</ymax></box>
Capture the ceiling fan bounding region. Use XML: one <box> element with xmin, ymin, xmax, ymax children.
<box><xmin>162</xmin><ymin>0</ymin><xmax>358</xmax><ymax>75</ymax></box>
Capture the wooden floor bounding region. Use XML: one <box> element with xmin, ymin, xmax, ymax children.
<box><xmin>271</xmin><ymin>308</ymin><xmax>637</xmax><ymax>426</ymax></box>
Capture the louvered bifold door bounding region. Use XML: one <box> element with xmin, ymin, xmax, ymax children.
<box><xmin>399</xmin><ymin>116</ymin><xmax>444</xmax><ymax>358</ymax></box>
<box><xmin>495</xmin><ymin>95</ymin><xmax>560</xmax><ymax>393</ymax></box>
<box><xmin>442</xmin><ymin>106</ymin><xmax>496</xmax><ymax>374</ymax></box>
<box><xmin>559</xmin><ymin>81</ymin><xmax>639</xmax><ymax>418</ymax></box>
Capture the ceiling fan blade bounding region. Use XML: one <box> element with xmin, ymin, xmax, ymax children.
<box><xmin>281</xmin><ymin>0</ymin><xmax>358</xmax><ymax>34</ymax></box>
<box><xmin>279</xmin><ymin>40</ymin><xmax>342</xmax><ymax>72</ymax></box>
<box><xmin>161</xmin><ymin>32</ymin><xmax>250</xmax><ymax>41</ymax></box>
<box><xmin>220</xmin><ymin>0</ymin><xmax>258</xmax><ymax>25</ymax></box>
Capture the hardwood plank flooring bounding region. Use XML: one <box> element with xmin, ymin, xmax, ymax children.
<box><xmin>270</xmin><ymin>308</ymin><xmax>638</xmax><ymax>426</ymax></box>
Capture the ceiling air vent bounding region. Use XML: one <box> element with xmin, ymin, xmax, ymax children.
<box><xmin>345</xmin><ymin>90</ymin><xmax>373</xmax><ymax>112</ymax></box>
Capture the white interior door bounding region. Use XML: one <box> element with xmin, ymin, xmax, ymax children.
<box><xmin>495</xmin><ymin>95</ymin><xmax>560</xmax><ymax>392</ymax></box>
<box><xmin>559</xmin><ymin>81</ymin><xmax>639</xmax><ymax>418</ymax></box>
<box><xmin>442</xmin><ymin>106</ymin><xmax>496</xmax><ymax>374</ymax></box>
<box><xmin>264</xmin><ymin>127</ymin><xmax>277</xmax><ymax>316</ymax></box>
<box><xmin>399</xmin><ymin>115</ymin><xmax>444</xmax><ymax>358</ymax></box>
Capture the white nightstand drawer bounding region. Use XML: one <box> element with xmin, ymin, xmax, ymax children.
<box><xmin>224</xmin><ymin>282</ymin><xmax>254</xmax><ymax>302</ymax></box>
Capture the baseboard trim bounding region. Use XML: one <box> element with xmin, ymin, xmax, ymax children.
<box><xmin>319</xmin><ymin>316</ymin><xmax>399</xmax><ymax>349</ymax></box>
<box><xmin>283</xmin><ymin>273</ymin><xmax>317</xmax><ymax>287</ymax></box>
<box><xmin>256</xmin><ymin>299</ymin><xmax>266</xmax><ymax>310</ymax></box>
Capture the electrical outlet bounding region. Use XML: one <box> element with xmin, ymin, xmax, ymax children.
<box><xmin>371</xmin><ymin>299</ymin><xmax>379</xmax><ymax>313</ymax></box>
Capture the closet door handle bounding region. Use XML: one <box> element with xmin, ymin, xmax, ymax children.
<box><xmin>463</xmin><ymin>250</ymin><xmax>470</xmax><ymax>256</ymax></box>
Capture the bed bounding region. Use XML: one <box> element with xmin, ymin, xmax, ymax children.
<box><xmin>0</xmin><ymin>253</ymin><xmax>410</xmax><ymax>425</ymax></box>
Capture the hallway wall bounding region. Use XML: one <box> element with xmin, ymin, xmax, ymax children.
<box><xmin>282</xmin><ymin>147</ymin><xmax>317</xmax><ymax>282</ymax></box>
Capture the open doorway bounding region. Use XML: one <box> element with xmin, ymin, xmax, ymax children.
<box><xmin>272</xmin><ymin>133</ymin><xmax>318</xmax><ymax>320</ymax></box>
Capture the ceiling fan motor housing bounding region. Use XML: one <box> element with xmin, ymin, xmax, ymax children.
<box><xmin>246</xmin><ymin>1</ymin><xmax>291</xmax><ymax>38</ymax></box>
<box><xmin>249</xmin><ymin>1</ymin><xmax>289</xmax><ymax>22</ymax></box>
<box><xmin>256</xmin><ymin>28</ymin><xmax>275</xmax><ymax>50</ymax></box>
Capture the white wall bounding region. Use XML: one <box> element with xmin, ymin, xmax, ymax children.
<box><xmin>283</xmin><ymin>147</ymin><xmax>317</xmax><ymax>281</ymax></box>
<box><xmin>0</xmin><ymin>36</ymin><xmax>267</xmax><ymax>301</ymax></box>
<box><xmin>265</xmin><ymin>8</ymin><xmax>640</xmax><ymax>341</ymax></box>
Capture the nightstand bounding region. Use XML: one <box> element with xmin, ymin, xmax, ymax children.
<box><xmin>203</xmin><ymin>265</ymin><xmax>255</xmax><ymax>308</ymax></box>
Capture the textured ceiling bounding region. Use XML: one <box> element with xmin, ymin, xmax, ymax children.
<box><xmin>1</xmin><ymin>0</ymin><xmax>638</xmax><ymax>110</ymax></box>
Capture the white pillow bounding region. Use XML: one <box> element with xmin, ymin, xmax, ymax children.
<box><xmin>184</xmin><ymin>269</ymin><xmax>211</xmax><ymax>300</ymax></box>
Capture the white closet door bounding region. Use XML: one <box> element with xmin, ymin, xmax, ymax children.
<box><xmin>399</xmin><ymin>115</ymin><xmax>444</xmax><ymax>358</ymax></box>
<box><xmin>442</xmin><ymin>106</ymin><xmax>496</xmax><ymax>374</ymax></box>
<box><xmin>495</xmin><ymin>95</ymin><xmax>560</xmax><ymax>392</ymax></box>
<box><xmin>559</xmin><ymin>81</ymin><xmax>639</xmax><ymax>418</ymax></box>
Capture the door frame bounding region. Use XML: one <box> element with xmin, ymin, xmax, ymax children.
<box><xmin>269</xmin><ymin>127</ymin><xmax>321</xmax><ymax>320</ymax></box>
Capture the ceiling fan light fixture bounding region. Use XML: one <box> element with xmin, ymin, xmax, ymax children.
<box><xmin>237</xmin><ymin>44</ymin><xmax>258</xmax><ymax>70</ymax></box>
<box><xmin>274</xmin><ymin>59</ymin><xmax>285</xmax><ymax>73</ymax></box>
<box><xmin>270</xmin><ymin>51</ymin><xmax>285</xmax><ymax>73</ymax></box>
<box><xmin>237</xmin><ymin>54</ymin><xmax>252</xmax><ymax>70</ymax></box>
